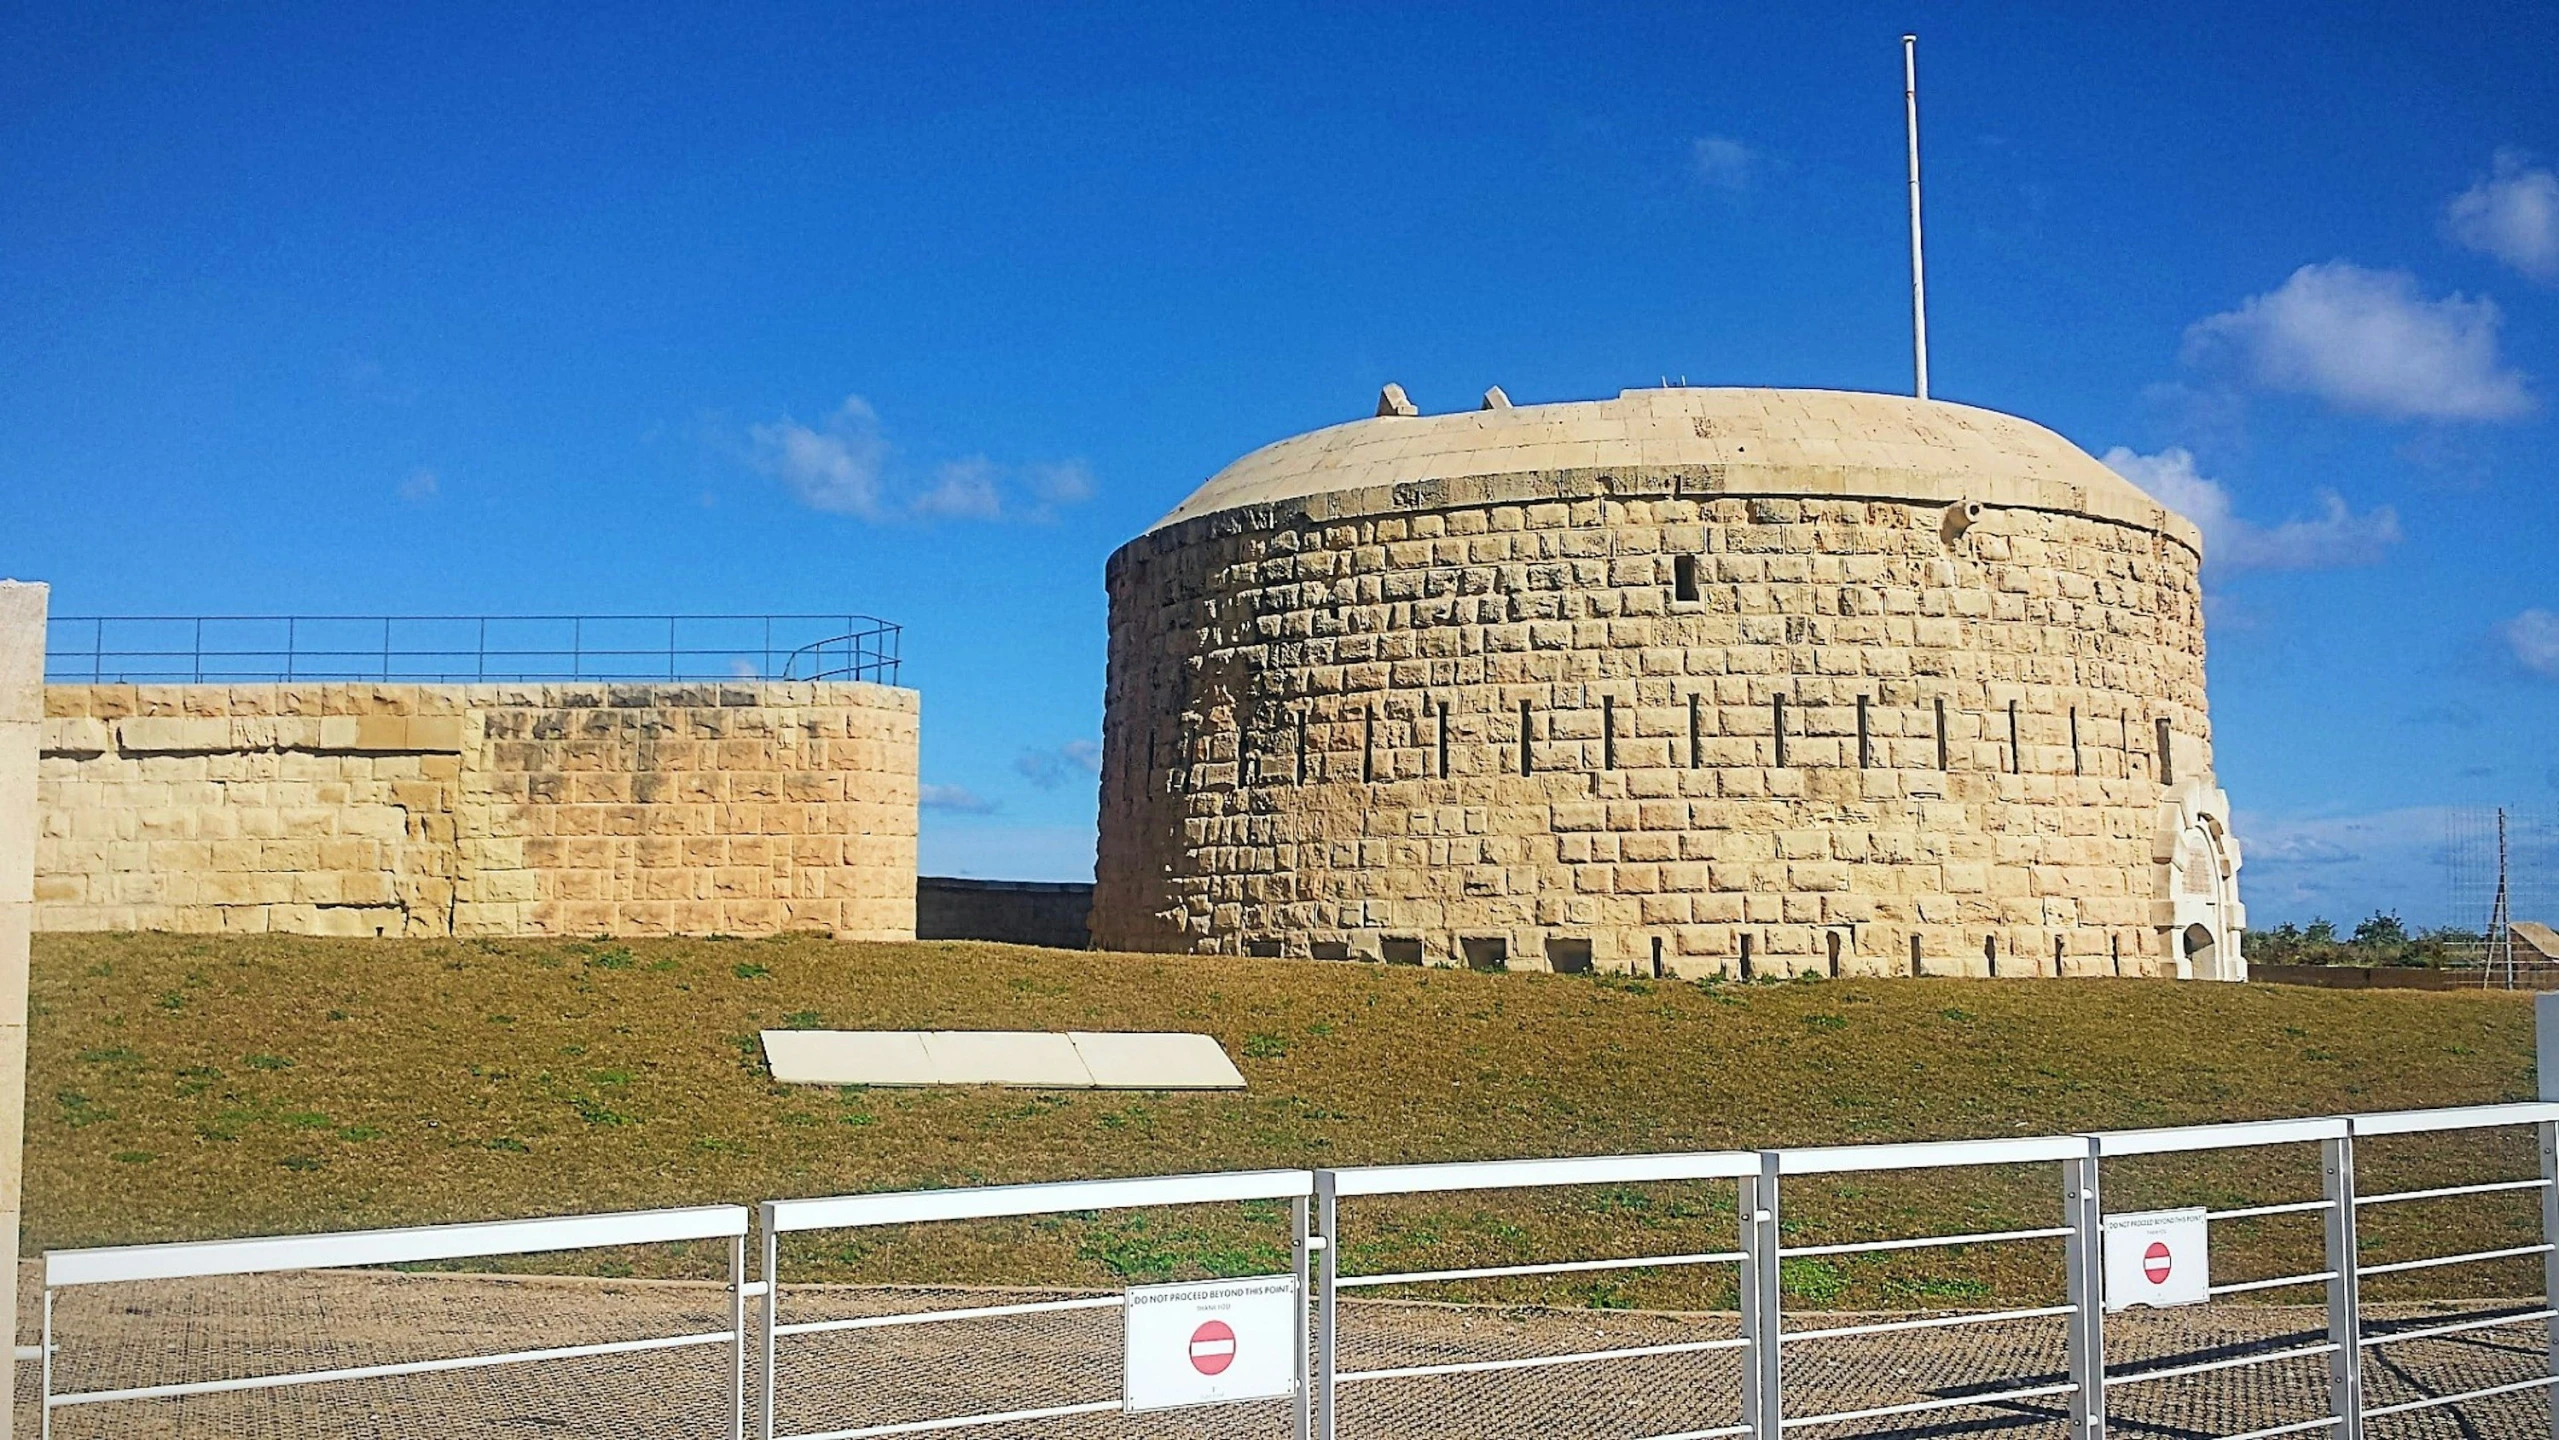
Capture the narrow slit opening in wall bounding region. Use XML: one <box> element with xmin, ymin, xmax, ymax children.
<box><xmin>1688</xmin><ymin>692</ymin><xmax>1702</xmax><ymax>769</ymax></box>
<box><xmin>1295</xmin><ymin>712</ymin><xmax>1308</xmax><ymax>786</ymax></box>
<box><xmin>1772</xmin><ymin>694</ymin><xmax>1788</xmax><ymax>767</ymax></box>
<box><xmin>1739</xmin><ymin>932</ymin><xmax>1755</xmax><ymax>980</ymax></box>
<box><xmin>1462</xmin><ymin>936</ymin><xmax>1508</xmax><ymax>972</ymax></box>
<box><xmin>1856</xmin><ymin>694</ymin><xmax>1871</xmax><ymax>769</ymax></box>
<box><xmin>1380</xmin><ymin>937</ymin><xmax>1424</xmax><ymax>966</ymax></box>
<box><xmin>1985</xmin><ymin>934</ymin><xmax>1998</xmax><ymax>978</ymax></box>
<box><xmin>2007</xmin><ymin>700</ymin><xmax>2021</xmax><ymax>774</ymax></box>
<box><xmin>1519</xmin><ymin>700</ymin><xmax>1533</xmax><ymax>777</ymax></box>
<box><xmin>1673</xmin><ymin>553</ymin><xmax>1700</xmax><ymax>603</ymax></box>
<box><xmin>2070</xmin><ymin>708</ymin><xmax>2081</xmax><ymax>775</ymax></box>
<box><xmin>2110</xmin><ymin>934</ymin><xmax>2121</xmax><ymax>975</ymax></box>
<box><xmin>1362</xmin><ymin>706</ymin><xmax>1375</xmax><ymax>783</ymax></box>
<box><xmin>1651</xmin><ymin>936</ymin><xmax>1665</xmax><ymax>980</ymax></box>
<box><xmin>2054</xmin><ymin>934</ymin><xmax>2066</xmax><ymax>975</ymax></box>
<box><xmin>1436</xmin><ymin>700</ymin><xmax>1449</xmax><ymax>779</ymax></box>
<box><xmin>1909</xmin><ymin>933</ymin><xmax>1923</xmax><ymax>976</ymax></box>
<box><xmin>2123</xmin><ymin>710</ymin><xmax>2136</xmax><ymax>779</ymax></box>
<box><xmin>1826</xmin><ymin>931</ymin><xmax>1843</xmax><ymax>978</ymax></box>
<box><xmin>1935</xmin><ymin>697</ymin><xmax>1948</xmax><ymax>770</ymax></box>
<box><xmin>1602</xmin><ymin>695</ymin><xmax>1617</xmax><ymax>771</ymax></box>
<box><xmin>1545</xmin><ymin>937</ymin><xmax>1592</xmax><ymax>974</ymax></box>
<box><xmin>2157</xmin><ymin>718</ymin><xmax>2175</xmax><ymax>785</ymax></box>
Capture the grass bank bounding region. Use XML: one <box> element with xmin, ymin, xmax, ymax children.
<box><xmin>27</xmin><ymin>933</ymin><xmax>2540</xmax><ymax>1309</ymax></box>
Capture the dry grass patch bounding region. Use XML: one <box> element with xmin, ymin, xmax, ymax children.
<box><xmin>26</xmin><ymin>933</ymin><xmax>2540</xmax><ymax>1308</ymax></box>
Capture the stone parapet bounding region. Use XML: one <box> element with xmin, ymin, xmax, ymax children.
<box><xmin>35</xmin><ymin>681</ymin><xmax>918</xmax><ymax>940</ymax></box>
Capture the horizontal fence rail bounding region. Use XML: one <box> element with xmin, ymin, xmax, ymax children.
<box><xmin>45</xmin><ymin>613</ymin><xmax>901</xmax><ymax>686</ymax></box>
<box><xmin>41</xmin><ymin>1204</ymin><xmax>753</xmax><ymax>1440</ymax></box>
<box><xmin>31</xmin><ymin>1103</ymin><xmax>2559</xmax><ymax>1439</ymax></box>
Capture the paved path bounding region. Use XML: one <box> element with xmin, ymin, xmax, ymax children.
<box><xmin>12</xmin><ymin>1268</ymin><xmax>2548</xmax><ymax>1438</ymax></box>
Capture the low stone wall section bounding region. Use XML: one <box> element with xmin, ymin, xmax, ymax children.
<box><xmin>915</xmin><ymin>876</ymin><xmax>1094</xmax><ymax>950</ymax></box>
<box><xmin>34</xmin><ymin>681</ymin><xmax>917</xmax><ymax>939</ymax></box>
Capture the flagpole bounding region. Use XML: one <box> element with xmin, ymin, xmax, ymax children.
<box><xmin>1904</xmin><ymin>33</ymin><xmax>1930</xmax><ymax>400</ymax></box>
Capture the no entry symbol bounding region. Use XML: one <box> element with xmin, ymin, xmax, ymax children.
<box><xmin>2143</xmin><ymin>1241</ymin><xmax>2174</xmax><ymax>1286</ymax></box>
<box><xmin>1188</xmin><ymin>1320</ymin><xmax>1237</xmax><ymax>1375</ymax></box>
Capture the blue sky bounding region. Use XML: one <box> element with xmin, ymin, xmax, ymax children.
<box><xmin>4</xmin><ymin>3</ymin><xmax>2555</xmax><ymax>926</ymax></box>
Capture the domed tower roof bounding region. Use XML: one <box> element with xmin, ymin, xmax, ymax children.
<box><xmin>1148</xmin><ymin>386</ymin><xmax>2199</xmax><ymax>553</ymax></box>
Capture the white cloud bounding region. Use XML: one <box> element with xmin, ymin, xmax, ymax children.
<box><xmin>1016</xmin><ymin>739</ymin><xmax>1103</xmax><ymax>790</ymax></box>
<box><xmin>2101</xmin><ymin>446</ymin><xmax>2400</xmax><ymax>574</ymax></box>
<box><xmin>920</xmin><ymin>783</ymin><xmax>999</xmax><ymax>814</ymax></box>
<box><xmin>397</xmin><ymin>467</ymin><xmax>439</xmax><ymax>502</ymax></box>
<box><xmin>751</xmin><ymin>396</ymin><xmax>888</xmax><ymax>518</ymax></box>
<box><xmin>2182</xmin><ymin>261</ymin><xmax>2532</xmax><ymax>421</ymax></box>
<box><xmin>2234</xmin><ymin>806</ymin><xmax>2456</xmax><ymax>926</ymax></box>
<box><xmin>912</xmin><ymin>458</ymin><xmax>1007</xmax><ymax>520</ymax></box>
<box><xmin>749</xmin><ymin>395</ymin><xmax>1094</xmax><ymax>523</ymax></box>
<box><xmin>2447</xmin><ymin>150</ymin><xmax>2559</xmax><ymax>283</ymax></box>
<box><xmin>2506</xmin><ymin>609</ymin><xmax>2559</xmax><ymax>679</ymax></box>
<box><xmin>1026</xmin><ymin>460</ymin><xmax>1094</xmax><ymax>505</ymax></box>
<box><xmin>1690</xmin><ymin>135</ymin><xmax>1758</xmax><ymax>191</ymax></box>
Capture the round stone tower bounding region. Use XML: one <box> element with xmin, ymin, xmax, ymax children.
<box><xmin>1094</xmin><ymin>386</ymin><xmax>2244</xmax><ymax>980</ymax></box>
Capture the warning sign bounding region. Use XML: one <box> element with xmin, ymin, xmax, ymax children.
<box><xmin>1123</xmin><ymin>1274</ymin><xmax>1298</xmax><ymax>1413</ymax></box>
<box><xmin>2104</xmin><ymin>1207</ymin><xmax>2210</xmax><ymax>1311</ymax></box>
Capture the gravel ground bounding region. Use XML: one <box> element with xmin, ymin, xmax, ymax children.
<box><xmin>11</xmin><ymin>1266</ymin><xmax>2548</xmax><ymax>1439</ymax></box>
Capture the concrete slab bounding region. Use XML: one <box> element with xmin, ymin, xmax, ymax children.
<box><xmin>759</xmin><ymin>1030</ymin><xmax>934</xmax><ymax>1086</ymax></box>
<box><xmin>1070</xmin><ymin>1031</ymin><xmax>1246</xmax><ymax>1089</ymax></box>
<box><xmin>919</xmin><ymin>1030</ymin><xmax>1090</xmax><ymax>1087</ymax></box>
<box><xmin>757</xmin><ymin>1030</ymin><xmax>1248</xmax><ymax>1088</ymax></box>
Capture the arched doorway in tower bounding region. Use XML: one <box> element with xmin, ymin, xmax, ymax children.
<box><xmin>2183</xmin><ymin>922</ymin><xmax>2217</xmax><ymax>978</ymax></box>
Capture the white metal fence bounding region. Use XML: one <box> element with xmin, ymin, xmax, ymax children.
<box><xmin>38</xmin><ymin>1203</ymin><xmax>752</xmax><ymax>1438</ymax></box>
<box><xmin>33</xmin><ymin>1102</ymin><xmax>2559</xmax><ymax>1439</ymax></box>
<box><xmin>1758</xmin><ymin>1133</ymin><xmax>2091</xmax><ymax>1437</ymax></box>
<box><xmin>1316</xmin><ymin>1151</ymin><xmax>1761</xmax><ymax>1440</ymax></box>
<box><xmin>757</xmin><ymin>1169</ymin><xmax>1315</xmax><ymax>1440</ymax></box>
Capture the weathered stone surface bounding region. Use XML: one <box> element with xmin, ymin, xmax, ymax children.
<box><xmin>36</xmin><ymin>680</ymin><xmax>918</xmax><ymax>940</ymax></box>
<box><xmin>1094</xmin><ymin>389</ymin><xmax>2244</xmax><ymax>980</ymax></box>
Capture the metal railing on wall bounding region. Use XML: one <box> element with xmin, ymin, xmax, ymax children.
<box><xmin>43</xmin><ymin>614</ymin><xmax>902</xmax><ymax>687</ymax></box>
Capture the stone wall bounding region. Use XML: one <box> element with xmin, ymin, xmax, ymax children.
<box><xmin>1095</xmin><ymin>476</ymin><xmax>2229</xmax><ymax>978</ymax></box>
<box><xmin>916</xmin><ymin>876</ymin><xmax>1094</xmax><ymax>949</ymax></box>
<box><xmin>35</xmin><ymin>681</ymin><xmax>917</xmax><ymax>939</ymax></box>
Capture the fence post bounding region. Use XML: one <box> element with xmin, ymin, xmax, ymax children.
<box><xmin>2323</xmin><ymin>1133</ymin><xmax>2363</xmax><ymax>1440</ymax></box>
<box><xmin>1312</xmin><ymin>1171</ymin><xmax>1338</xmax><ymax>1440</ymax></box>
<box><xmin>1739</xmin><ymin>1151</ymin><xmax>1782</xmax><ymax>1440</ymax></box>
<box><xmin>2541</xmin><ymin>1118</ymin><xmax>2559</xmax><ymax>1440</ymax></box>
<box><xmin>2540</xmin><ymin>994</ymin><xmax>2559</xmax><ymax>1104</ymax></box>
<box><xmin>728</xmin><ymin>1231</ymin><xmax>748</xmax><ymax>1440</ymax></box>
<box><xmin>38</xmin><ymin>1287</ymin><xmax>51</xmax><ymax>1440</ymax></box>
<box><xmin>2064</xmin><ymin>1142</ymin><xmax>2105</xmax><ymax>1440</ymax></box>
<box><xmin>758</xmin><ymin>1204</ymin><xmax>780</xmax><ymax>1440</ymax></box>
<box><xmin>1293</xmin><ymin>1192</ymin><xmax>1315</xmax><ymax>1440</ymax></box>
